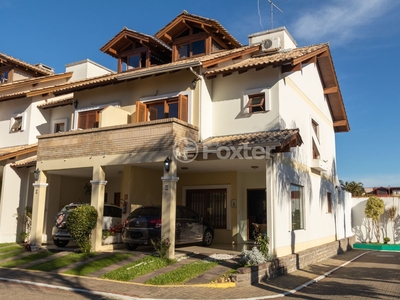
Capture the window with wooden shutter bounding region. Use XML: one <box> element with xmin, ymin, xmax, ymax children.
<box><xmin>78</xmin><ymin>110</ymin><xmax>100</xmax><ymax>129</ymax></box>
<box><xmin>136</xmin><ymin>94</ymin><xmax>189</xmax><ymax>123</ymax></box>
<box><xmin>136</xmin><ymin>101</ymin><xmax>147</xmax><ymax>122</ymax></box>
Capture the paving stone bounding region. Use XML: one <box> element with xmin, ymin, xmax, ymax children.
<box><xmin>87</xmin><ymin>253</ymin><xmax>146</xmax><ymax>277</ymax></box>
<box><xmin>17</xmin><ymin>251</ymin><xmax>70</xmax><ymax>269</ymax></box>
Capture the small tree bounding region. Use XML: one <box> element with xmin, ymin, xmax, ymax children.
<box><xmin>386</xmin><ymin>206</ymin><xmax>397</xmax><ymax>244</ymax></box>
<box><xmin>15</xmin><ymin>206</ymin><xmax>32</xmax><ymax>243</ymax></box>
<box><xmin>364</xmin><ymin>196</ymin><xmax>385</xmax><ymax>243</ymax></box>
<box><xmin>66</xmin><ymin>205</ymin><xmax>98</xmax><ymax>253</ymax></box>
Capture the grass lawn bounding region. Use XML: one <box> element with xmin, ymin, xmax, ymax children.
<box><xmin>64</xmin><ymin>253</ymin><xmax>132</xmax><ymax>276</ymax></box>
<box><xmin>0</xmin><ymin>243</ymin><xmax>18</xmax><ymax>248</ymax></box>
<box><xmin>27</xmin><ymin>252</ymin><xmax>98</xmax><ymax>272</ymax></box>
<box><xmin>101</xmin><ymin>255</ymin><xmax>175</xmax><ymax>281</ymax></box>
<box><xmin>0</xmin><ymin>244</ymin><xmax>23</xmax><ymax>253</ymax></box>
<box><xmin>0</xmin><ymin>250</ymin><xmax>55</xmax><ymax>268</ymax></box>
<box><xmin>145</xmin><ymin>260</ymin><xmax>218</xmax><ymax>285</ymax></box>
<box><xmin>0</xmin><ymin>249</ymin><xmax>26</xmax><ymax>260</ymax></box>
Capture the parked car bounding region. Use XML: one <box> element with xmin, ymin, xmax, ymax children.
<box><xmin>52</xmin><ymin>203</ymin><xmax>122</xmax><ymax>247</ymax></box>
<box><xmin>121</xmin><ymin>205</ymin><xmax>214</xmax><ymax>250</ymax></box>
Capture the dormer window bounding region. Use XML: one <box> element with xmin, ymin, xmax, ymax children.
<box><xmin>126</xmin><ymin>52</ymin><xmax>147</xmax><ymax>70</ymax></box>
<box><xmin>177</xmin><ymin>39</ymin><xmax>206</xmax><ymax>59</ymax></box>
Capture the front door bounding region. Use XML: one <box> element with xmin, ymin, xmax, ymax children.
<box><xmin>247</xmin><ymin>189</ymin><xmax>266</xmax><ymax>239</ymax></box>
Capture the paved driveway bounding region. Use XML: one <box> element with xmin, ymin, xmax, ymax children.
<box><xmin>282</xmin><ymin>251</ymin><xmax>400</xmax><ymax>299</ymax></box>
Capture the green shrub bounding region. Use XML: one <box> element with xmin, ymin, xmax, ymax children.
<box><xmin>66</xmin><ymin>205</ymin><xmax>98</xmax><ymax>253</ymax></box>
<box><xmin>240</xmin><ymin>247</ymin><xmax>266</xmax><ymax>266</ymax></box>
<box><xmin>253</xmin><ymin>231</ymin><xmax>269</xmax><ymax>257</ymax></box>
<box><xmin>151</xmin><ymin>237</ymin><xmax>170</xmax><ymax>258</ymax></box>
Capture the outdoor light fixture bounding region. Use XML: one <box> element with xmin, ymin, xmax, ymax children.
<box><xmin>164</xmin><ymin>157</ymin><xmax>172</xmax><ymax>172</ymax></box>
<box><xmin>33</xmin><ymin>168</ymin><xmax>40</xmax><ymax>181</ymax></box>
<box><xmin>191</xmin><ymin>78</ymin><xmax>199</xmax><ymax>89</ymax></box>
<box><xmin>73</xmin><ymin>100</ymin><xmax>79</xmax><ymax>109</ymax></box>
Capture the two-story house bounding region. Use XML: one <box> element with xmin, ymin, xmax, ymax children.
<box><xmin>0</xmin><ymin>54</ymin><xmax>113</xmax><ymax>243</ymax></box>
<box><xmin>27</xmin><ymin>11</ymin><xmax>351</xmax><ymax>257</ymax></box>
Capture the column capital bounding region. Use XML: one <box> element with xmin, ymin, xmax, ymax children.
<box><xmin>161</xmin><ymin>176</ymin><xmax>179</xmax><ymax>182</ymax></box>
<box><xmin>90</xmin><ymin>180</ymin><xmax>108</xmax><ymax>185</ymax></box>
<box><xmin>32</xmin><ymin>183</ymin><xmax>49</xmax><ymax>188</ymax></box>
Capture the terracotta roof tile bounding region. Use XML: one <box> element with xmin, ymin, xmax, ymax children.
<box><xmin>0</xmin><ymin>144</ymin><xmax>37</xmax><ymax>158</ymax></box>
<box><xmin>37</xmin><ymin>94</ymin><xmax>74</xmax><ymax>109</ymax></box>
<box><xmin>200</xmin><ymin>129</ymin><xmax>302</xmax><ymax>148</ymax></box>
<box><xmin>11</xmin><ymin>155</ymin><xmax>37</xmax><ymax>168</ymax></box>
<box><xmin>0</xmin><ymin>52</ymin><xmax>54</xmax><ymax>76</ymax></box>
<box><xmin>204</xmin><ymin>44</ymin><xmax>328</xmax><ymax>76</ymax></box>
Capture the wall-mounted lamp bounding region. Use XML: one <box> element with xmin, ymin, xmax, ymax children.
<box><xmin>33</xmin><ymin>168</ymin><xmax>40</xmax><ymax>181</ymax></box>
<box><xmin>73</xmin><ymin>100</ymin><xmax>79</xmax><ymax>109</ymax></box>
<box><xmin>191</xmin><ymin>78</ymin><xmax>199</xmax><ymax>89</ymax></box>
<box><xmin>164</xmin><ymin>157</ymin><xmax>172</xmax><ymax>172</ymax></box>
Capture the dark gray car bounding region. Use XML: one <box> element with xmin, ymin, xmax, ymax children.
<box><xmin>121</xmin><ymin>205</ymin><xmax>214</xmax><ymax>250</ymax></box>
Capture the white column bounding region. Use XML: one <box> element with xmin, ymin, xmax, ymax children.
<box><xmin>90</xmin><ymin>166</ymin><xmax>107</xmax><ymax>251</ymax></box>
<box><xmin>266</xmin><ymin>153</ymin><xmax>276</xmax><ymax>256</ymax></box>
<box><xmin>161</xmin><ymin>158</ymin><xmax>179</xmax><ymax>259</ymax></box>
<box><xmin>31</xmin><ymin>170</ymin><xmax>48</xmax><ymax>245</ymax></box>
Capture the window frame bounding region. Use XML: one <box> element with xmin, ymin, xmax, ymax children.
<box><xmin>244</xmin><ymin>87</ymin><xmax>271</xmax><ymax>114</ymax></box>
<box><xmin>327</xmin><ymin>192</ymin><xmax>332</xmax><ymax>214</ymax></box>
<box><xmin>9</xmin><ymin>112</ymin><xmax>26</xmax><ymax>133</ymax></box>
<box><xmin>73</xmin><ymin>102</ymin><xmax>119</xmax><ymax>130</ymax></box>
<box><xmin>290</xmin><ymin>184</ymin><xmax>304</xmax><ymax>231</ymax></box>
<box><xmin>182</xmin><ymin>185</ymin><xmax>231</xmax><ymax>230</ymax></box>
<box><xmin>51</xmin><ymin>118</ymin><xmax>68</xmax><ymax>133</ymax></box>
<box><xmin>136</xmin><ymin>92</ymin><xmax>190</xmax><ymax>123</ymax></box>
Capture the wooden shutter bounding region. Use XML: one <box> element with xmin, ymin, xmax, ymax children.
<box><xmin>178</xmin><ymin>94</ymin><xmax>188</xmax><ymax>122</ymax></box>
<box><xmin>136</xmin><ymin>101</ymin><xmax>147</xmax><ymax>122</ymax></box>
<box><xmin>78</xmin><ymin>110</ymin><xmax>99</xmax><ymax>129</ymax></box>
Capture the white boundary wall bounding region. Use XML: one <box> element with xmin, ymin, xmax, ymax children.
<box><xmin>351</xmin><ymin>197</ymin><xmax>400</xmax><ymax>244</ymax></box>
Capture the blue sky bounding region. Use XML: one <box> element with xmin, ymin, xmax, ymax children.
<box><xmin>1</xmin><ymin>0</ymin><xmax>399</xmax><ymax>187</ymax></box>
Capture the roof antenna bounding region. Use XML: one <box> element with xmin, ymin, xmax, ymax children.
<box><xmin>268</xmin><ymin>0</ymin><xmax>283</xmax><ymax>29</ymax></box>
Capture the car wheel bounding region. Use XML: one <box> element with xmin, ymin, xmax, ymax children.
<box><xmin>126</xmin><ymin>243</ymin><xmax>139</xmax><ymax>250</ymax></box>
<box><xmin>53</xmin><ymin>239</ymin><xmax>69</xmax><ymax>247</ymax></box>
<box><xmin>202</xmin><ymin>229</ymin><xmax>213</xmax><ymax>246</ymax></box>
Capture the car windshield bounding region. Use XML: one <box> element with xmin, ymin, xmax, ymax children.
<box><xmin>130</xmin><ymin>207</ymin><xmax>160</xmax><ymax>218</ymax></box>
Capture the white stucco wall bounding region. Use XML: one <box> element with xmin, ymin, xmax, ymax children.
<box><xmin>66</xmin><ymin>59</ymin><xmax>113</xmax><ymax>82</ymax></box>
<box><xmin>211</xmin><ymin>67</ymin><xmax>281</xmax><ymax>137</ymax></box>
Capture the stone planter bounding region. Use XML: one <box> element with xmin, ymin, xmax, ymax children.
<box><xmin>102</xmin><ymin>233</ymin><xmax>122</xmax><ymax>245</ymax></box>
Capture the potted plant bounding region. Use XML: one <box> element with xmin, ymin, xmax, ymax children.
<box><xmin>384</xmin><ymin>237</ymin><xmax>390</xmax><ymax>244</ymax></box>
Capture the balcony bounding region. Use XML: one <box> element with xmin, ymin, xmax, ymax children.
<box><xmin>311</xmin><ymin>158</ymin><xmax>328</xmax><ymax>172</ymax></box>
<box><xmin>37</xmin><ymin>118</ymin><xmax>198</xmax><ymax>162</ymax></box>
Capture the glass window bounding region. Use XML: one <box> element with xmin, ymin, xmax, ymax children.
<box><xmin>246</xmin><ymin>93</ymin><xmax>265</xmax><ymax>113</ymax></box>
<box><xmin>136</xmin><ymin>95</ymin><xmax>188</xmax><ymax>123</ymax></box>
<box><xmin>127</xmin><ymin>55</ymin><xmax>141</xmax><ymax>69</ymax></box>
<box><xmin>291</xmin><ymin>184</ymin><xmax>304</xmax><ymax>230</ymax></box>
<box><xmin>54</xmin><ymin>122</ymin><xmax>65</xmax><ymax>133</ymax></box>
<box><xmin>178</xmin><ymin>44</ymin><xmax>190</xmax><ymax>59</ymax></box>
<box><xmin>192</xmin><ymin>40</ymin><xmax>205</xmax><ymax>56</ymax></box>
<box><xmin>327</xmin><ymin>192</ymin><xmax>332</xmax><ymax>213</ymax></box>
<box><xmin>10</xmin><ymin>116</ymin><xmax>22</xmax><ymax>132</ymax></box>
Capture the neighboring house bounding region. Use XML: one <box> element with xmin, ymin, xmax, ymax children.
<box><xmin>365</xmin><ymin>186</ymin><xmax>400</xmax><ymax>197</ymax></box>
<box><xmin>27</xmin><ymin>11</ymin><xmax>351</xmax><ymax>256</ymax></box>
<box><xmin>0</xmin><ymin>54</ymin><xmax>113</xmax><ymax>243</ymax></box>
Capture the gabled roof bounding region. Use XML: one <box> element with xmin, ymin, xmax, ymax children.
<box><xmin>203</xmin><ymin>43</ymin><xmax>350</xmax><ymax>133</ymax></box>
<box><xmin>155</xmin><ymin>10</ymin><xmax>242</xmax><ymax>49</ymax></box>
<box><xmin>0</xmin><ymin>72</ymin><xmax>73</xmax><ymax>102</ymax></box>
<box><xmin>0</xmin><ymin>144</ymin><xmax>37</xmax><ymax>161</ymax></box>
<box><xmin>44</xmin><ymin>46</ymin><xmax>258</xmax><ymax>96</ymax></box>
<box><xmin>200</xmin><ymin>129</ymin><xmax>303</xmax><ymax>153</ymax></box>
<box><xmin>0</xmin><ymin>52</ymin><xmax>54</xmax><ymax>76</ymax></box>
<box><xmin>100</xmin><ymin>27</ymin><xmax>171</xmax><ymax>59</ymax></box>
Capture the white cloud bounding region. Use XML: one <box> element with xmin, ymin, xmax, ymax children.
<box><xmin>291</xmin><ymin>0</ymin><xmax>396</xmax><ymax>45</ymax></box>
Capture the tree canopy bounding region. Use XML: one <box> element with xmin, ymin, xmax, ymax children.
<box><xmin>340</xmin><ymin>180</ymin><xmax>365</xmax><ymax>197</ymax></box>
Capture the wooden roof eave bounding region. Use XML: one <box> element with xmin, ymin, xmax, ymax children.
<box><xmin>0</xmin><ymin>145</ymin><xmax>37</xmax><ymax>161</ymax></box>
<box><xmin>273</xmin><ymin>132</ymin><xmax>303</xmax><ymax>153</ymax></box>
<box><xmin>202</xmin><ymin>46</ymin><xmax>260</xmax><ymax>68</ymax></box>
